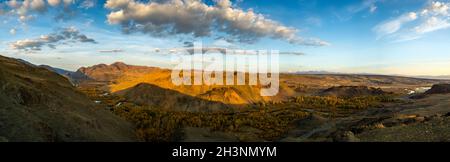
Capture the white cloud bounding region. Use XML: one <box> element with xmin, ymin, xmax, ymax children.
<box><xmin>427</xmin><ymin>1</ymin><xmax>450</xmax><ymax>16</ymax></box>
<box><xmin>10</xmin><ymin>39</ymin><xmax>46</xmax><ymax>51</ymax></box>
<box><xmin>415</xmin><ymin>16</ymin><xmax>450</xmax><ymax>34</ymax></box>
<box><xmin>80</xmin><ymin>0</ymin><xmax>95</xmax><ymax>9</ymax></box>
<box><xmin>19</xmin><ymin>15</ymin><xmax>35</xmax><ymax>22</ymax></box>
<box><xmin>63</xmin><ymin>0</ymin><xmax>74</xmax><ymax>6</ymax></box>
<box><xmin>212</xmin><ymin>38</ymin><xmax>235</xmax><ymax>48</ymax></box>
<box><xmin>349</xmin><ymin>0</ymin><xmax>379</xmax><ymax>14</ymax></box>
<box><xmin>1</xmin><ymin>0</ymin><xmax>92</xmax><ymax>24</ymax></box>
<box><xmin>47</xmin><ymin>0</ymin><xmax>61</xmax><ymax>7</ymax></box>
<box><xmin>2</xmin><ymin>0</ymin><xmax>49</xmax><ymax>23</ymax></box>
<box><xmin>9</xmin><ymin>28</ymin><xmax>16</xmax><ymax>35</ymax></box>
<box><xmin>7</xmin><ymin>0</ymin><xmax>20</xmax><ymax>8</ymax></box>
<box><xmin>373</xmin><ymin>12</ymin><xmax>417</xmax><ymax>36</ymax></box>
<box><xmin>104</xmin><ymin>0</ymin><xmax>329</xmax><ymax>46</ymax></box>
<box><xmin>369</xmin><ymin>4</ymin><xmax>377</xmax><ymax>13</ymax></box>
<box><xmin>10</xmin><ymin>27</ymin><xmax>97</xmax><ymax>51</ymax></box>
<box><xmin>30</xmin><ymin>0</ymin><xmax>47</xmax><ymax>12</ymax></box>
<box><xmin>374</xmin><ymin>1</ymin><xmax>450</xmax><ymax>42</ymax></box>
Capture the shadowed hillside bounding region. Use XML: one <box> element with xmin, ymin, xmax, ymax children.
<box><xmin>116</xmin><ymin>83</ymin><xmax>233</xmax><ymax>112</ymax></box>
<box><xmin>39</xmin><ymin>65</ymin><xmax>92</xmax><ymax>85</ymax></box>
<box><xmin>0</xmin><ymin>55</ymin><xmax>137</xmax><ymax>142</ymax></box>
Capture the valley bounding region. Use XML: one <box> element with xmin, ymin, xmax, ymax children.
<box><xmin>71</xmin><ymin>61</ymin><xmax>450</xmax><ymax>142</ymax></box>
<box><xmin>1</xmin><ymin>55</ymin><xmax>450</xmax><ymax>142</ymax></box>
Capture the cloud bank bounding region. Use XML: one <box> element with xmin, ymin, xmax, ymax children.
<box><xmin>374</xmin><ymin>1</ymin><xmax>450</xmax><ymax>42</ymax></box>
<box><xmin>0</xmin><ymin>0</ymin><xmax>88</xmax><ymax>23</ymax></box>
<box><xmin>10</xmin><ymin>27</ymin><xmax>97</xmax><ymax>51</ymax></box>
<box><xmin>104</xmin><ymin>0</ymin><xmax>329</xmax><ymax>46</ymax></box>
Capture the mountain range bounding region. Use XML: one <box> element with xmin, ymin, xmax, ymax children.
<box><xmin>2</xmin><ymin>54</ymin><xmax>450</xmax><ymax>142</ymax></box>
<box><xmin>70</xmin><ymin>61</ymin><xmax>446</xmax><ymax>111</ymax></box>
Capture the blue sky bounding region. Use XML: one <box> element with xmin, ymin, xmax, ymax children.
<box><xmin>1</xmin><ymin>0</ymin><xmax>450</xmax><ymax>76</ymax></box>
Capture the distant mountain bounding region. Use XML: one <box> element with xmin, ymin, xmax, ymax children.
<box><xmin>39</xmin><ymin>65</ymin><xmax>91</xmax><ymax>85</ymax></box>
<box><xmin>0</xmin><ymin>55</ymin><xmax>137</xmax><ymax>142</ymax></box>
<box><xmin>414</xmin><ymin>75</ymin><xmax>450</xmax><ymax>80</ymax></box>
<box><xmin>77</xmin><ymin>62</ymin><xmax>159</xmax><ymax>82</ymax></box>
<box><xmin>38</xmin><ymin>65</ymin><xmax>73</xmax><ymax>75</ymax></box>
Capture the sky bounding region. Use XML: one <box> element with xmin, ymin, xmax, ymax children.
<box><xmin>1</xmin><ymin>0</ymin><xmax>450</xmax><ymax>76</ymax></box>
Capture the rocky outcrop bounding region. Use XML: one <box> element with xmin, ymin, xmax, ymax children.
<box><xmin>411</xmin><ymin>84</ymin><xmax>450</xmax><ymax>99</ymax></box>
